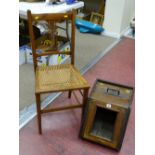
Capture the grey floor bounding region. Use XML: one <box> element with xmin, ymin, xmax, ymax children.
<box><xmin>19</xmin><ymin>30</ymin><xmax>117</xmax><ymax>111</ymax></box>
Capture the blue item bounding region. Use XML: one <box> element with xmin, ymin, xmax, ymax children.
<box><xmin>75</xmin><ymin>19</ymin><xmax>104</xmax><ymax>34</ymax></box>
<box><xmin>65</xmin><ymin>0</ymin><xmax>75</xmax><ymax>4</ymax></box>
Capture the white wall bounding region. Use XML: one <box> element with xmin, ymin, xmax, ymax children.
<box><xmin>103</xmin><ymin>0</ymin><xmax>135</xmax><ymax>38</ymax></box>
<box><xmin>120</xmin><ymin>0</ymin><xmax>135</xmax><ymax>33</ymax></box>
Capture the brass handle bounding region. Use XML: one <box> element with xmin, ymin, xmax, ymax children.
<box><xmin>106</xmin><ymin>88</ymin><xmax>120</xmax><ymax>96</ymax></box>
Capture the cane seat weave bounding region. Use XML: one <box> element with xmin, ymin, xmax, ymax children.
<box><xmin>36</xmin><ymin>64</ymin><xmax>89</xmax><ymax>93</ymax></box>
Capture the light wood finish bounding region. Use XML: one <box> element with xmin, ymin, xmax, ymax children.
<box><xmin>90</xmin><ymin>12</ymin><xmax>104</xmax><ymax>26</ymax></box>
<box><xmin>41</xmin><ymin>104</ymin><xmax>83</xmax><ymax>114</ymax></box>
<box><xmin>35</xmin><ymin>64</ymin><xmax>89</xmax><ymax>93</ymax></box>
<box><xmin>27</xmin><ymin>10</ymin><xmax>90</xmax><ymax>134</ymax></box>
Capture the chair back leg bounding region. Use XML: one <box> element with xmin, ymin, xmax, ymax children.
<box><xmin>82</xmin><ymin>88</ymin><xmax>89</xmax><ymax>116</ymax></box>
<box><xmin>68</xmin><ymin>90</ymin><xmax>72</xmax><ymax>98</ymax></box>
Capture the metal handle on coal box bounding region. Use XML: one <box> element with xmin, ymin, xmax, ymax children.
<box><xmin>106</xmin><ymin>88</ymin><xmax>120</xmax><ymax>96</ymax></box>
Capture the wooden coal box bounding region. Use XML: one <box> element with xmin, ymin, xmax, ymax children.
<box><xmin>80</xmin><ymin>79</ymin><xmax>134</xmax><ymax>150</ymax></box>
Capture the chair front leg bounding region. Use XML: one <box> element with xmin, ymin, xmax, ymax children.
<box><xmin>35</xmin><ymin>93</ymin><xmax>42</xmax><ymax>134</ymax></box>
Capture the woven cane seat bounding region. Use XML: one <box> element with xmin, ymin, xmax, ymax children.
<box><xmin>35</xmin><ymin>64</ymin><xmax>89</xmax><ymax>93</ymax></box>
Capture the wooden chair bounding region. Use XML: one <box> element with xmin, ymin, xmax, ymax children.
<box><xmin>27</xmin><ymin>10</ymin><xmax>90</xmax><ymax>134</ymax></box>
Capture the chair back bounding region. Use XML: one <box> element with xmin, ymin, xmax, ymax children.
<box><xmin>27</xmin><ymin>10</ymin><xmax>76</xmax><ymax>72</ymax></box>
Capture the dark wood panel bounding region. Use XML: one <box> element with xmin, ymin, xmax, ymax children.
<box><xmin>81</xmin><ymin>0</ymin><xmax>106</xmax><ymax>20</ymax></box>
<box><xmin>80</xmin><ymin>79</ymin><xmax>134</xmax><ymax>150</ymax></box>
<box><xmin>83</xmin><ymin>0</ymin><xmax>105</xmax><ymax>14</ymax></box>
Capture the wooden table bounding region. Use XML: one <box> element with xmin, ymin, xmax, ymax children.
<box><xmin>19</xmin><ymin>1</ymin><xmax>84</xmax><ymax>19</ymax></box>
